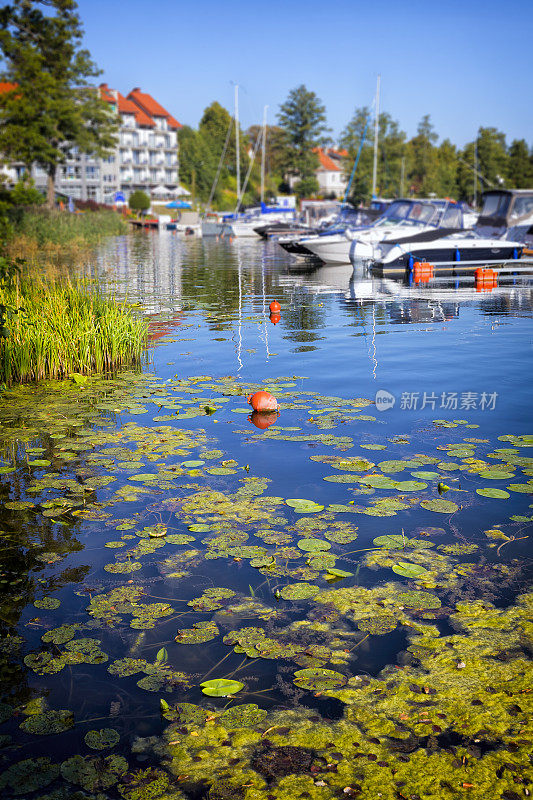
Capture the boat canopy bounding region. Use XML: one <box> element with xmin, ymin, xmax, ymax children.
<box><xmin>478</xmin><ymin>189</ymin><xmax>533</xmax><ymax>228</ymax></box>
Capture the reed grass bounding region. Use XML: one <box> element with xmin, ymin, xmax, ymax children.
<box><xmin>0</xmin><ymin>273</ymin><xmax>148</xmax><ymax>386</ymax></box>
<box><xmin>6</xmin><ymin>209</ymin><xmax>127</xmax><ymax>261</ymax></box>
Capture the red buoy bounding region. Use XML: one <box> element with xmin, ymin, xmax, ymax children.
<box><xmin>269</xmin><ymin>300</ymin><xmax>281</xmax><ymax>314</ymax></box>
<box><xmin>247</xmin><ymin>390</ymin><xmax>278</xmax><ymax>413</ymax></box>
<box><xmin>269</xmin><ymin>312</ymin><xmax>281</xmax><ymax>325</ymax></box>
<box><xmin>248</xmin><ymin>410</ymin><xmax>279</xmax><ymax>430</ymax></box>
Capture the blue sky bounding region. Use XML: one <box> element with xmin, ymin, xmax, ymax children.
<box><xmin>77</xmin><ymin>0</ymin><xmax>532</xmax><ymax>147</ymax></box>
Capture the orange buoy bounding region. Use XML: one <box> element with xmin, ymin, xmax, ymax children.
<box><xmin>248</xmin><ymin>410</ymin><xmax>279</xmax><ymax>430</ymax></box>
<box><xmin>247</xmin><ymin>390</ymin><xmax>278</xmax><ymax>413</ymax></box>
<box><xmin>269</xmin><ymin>312</ymin><xmax>281</xmax><ymax>325</ymax></box>
<box><xmin>269</xmin><ymin>300</ymin><xmax>281</xmax><ymax>314</ymax></box>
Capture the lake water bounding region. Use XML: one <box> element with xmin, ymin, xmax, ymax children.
<box><xmin>0</xmin><ymin>232</ymin><xmax>531</xmax><ymax>799</ymax></box>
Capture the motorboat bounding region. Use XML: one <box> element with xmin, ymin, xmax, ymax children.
<box><xmin>367</xmin><ymin>190</ymin><xmax>533</xmax><ymax>273</ymax></box>
<box><xmin>277</xmin><ymin>205</ymin><xmax>372</xmax><ymax>258</ymax></box>
<box><xmin>300</xmin><ymin>199</ymin><xmax>466</xmax><ymax>265</ymax></box>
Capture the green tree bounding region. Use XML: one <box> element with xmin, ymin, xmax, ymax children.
<box><xmin>0</xmin><ymin>0</ymin><xmax>118</xmax><ymax>208</ymax></box>
<box><xmin>340</xmin><ymin>107</ymin><xmax>406</xmax><ymax>203</ymax></box>
<box><xmin>507</xmin><ymin>139</ymin><xmax>532</xmax><ymax>188</ymax></box>
<box><xmin>457</xmin><ymin>127</ymin><xmax>509</xmax><ymax>203</ymax></box>
<box><xmin>277</xmin><ymin>85</ymin><xmax>329</xmax><ymax>193</ymax></box>
<box><xmin>128</xmin><ymin>190</ymin><xmax>150</xmax><ymax>214</ymax></box>
<box><xmin>199</xmin><ymin>101</ymin><xmax>248</xmax><ymax>198</ymax></box>
<box><xmin>406</xmin><ymin>115</ymin><xmax>439</xmax><ymax>196</ymax></box>
<box><xmin>178</xmin><ymin>125</ymin><xmax>217</xmax><ymax>204</ymax></box>
<box><xmin>435</xmin><ymin>139</ymin><xmax>459</xmax><ymax>197</ymax></box>
<box><xmin>246</xmin><ymin>123</ymin><xmax>286</xmax><ymax>196</ymax></box>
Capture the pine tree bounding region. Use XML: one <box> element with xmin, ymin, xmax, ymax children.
<box><xmin>277</xmin><ymin>85</ymin><xmax>329</xmax><ymax>196</ymax></box>
<box><xmin>0</xmin><ymin>0</ymin><xmax>118</xmax><ymax>208</ymax></box>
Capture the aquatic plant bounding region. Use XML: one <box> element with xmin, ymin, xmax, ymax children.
<box><xmin>0</xmin><ymin>272</ymin><xmax>147</xmax><ymax>385</ymax></box>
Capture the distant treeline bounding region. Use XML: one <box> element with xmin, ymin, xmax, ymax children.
<box><xmin>179</xmin><ymin>86</ymin><xmax>532</xmax><ymax>208</ymax></box>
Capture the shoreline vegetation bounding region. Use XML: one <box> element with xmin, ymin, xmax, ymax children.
<box><xmin>0</xmin><ymin>270</ymin><xmax>148</xmax><ymax>386</ymax></box>
<box><xmin>0</xmin><ymin>206</ymin><xmax>147</xmax><ymax>388</ymax></box>
<box><xmin>5</xmin><ymin>207</ymin><xmax>128</xmax><ymax>261</ymax></box>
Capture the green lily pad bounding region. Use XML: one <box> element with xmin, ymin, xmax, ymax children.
<box><xmin>506</xmin><ymin>483</ymin><xmax>533</xmax><ymax>493</ymax></box>
<box><xmin>392</xmin><ymin>562</ymin><xmax>430</xmax><ymax>578</ymax></box>
<box><xmin>357</xmin><ymin>615</ymin><xmax>397</xmax><ymax>634</ymax></box>
<box><xmin>397</xmin><ymin>590</ymin><xmax>442</xmax><ymax>609</ymax></box>
<box><xmin>476</xmin><ymin>488</ymin><xmax>511</xmax><ymax>499</ymax></box>
<box><xmin>181</xmin><ymin>460</ymin><xmax>205</xmax><ymax>467</ymax></box>
<box><xmin>373</xmin><ymin>534</ymin><xmax>406</xmax><ymax>548</ymax></box>
<box><xmin>4</xmin><ymin>500</ymin><xmax>35</xmax><ymax>510</ymax></box>
<box><xmin>420</xmin><ymin>498</ymin><xmax>459</xmax><ymax>513</ymax></box>
<box><xmin>280</xmin><ymin>583</ymin><xmax>320</xmax><ymax>600</ymax></box>
<box><xmin>478</xmin><ymin>470</ymin><xmax>515</xmax><ymax>479</ymax></box>
<box><xmin>297</xmin><ymin>538</ymin><xmax>331</xmax><ymax>552</ymax></box>
<box><xmin>61</xmin><ymin>754</ymin><xmax>128</xmax><ymax>791</ymax></box>
<box><xmin>325</xmin><ymin>568</ymin><xmax>353</xmax><ymax>579</ymax></box>
<box><xmin>0</xmin><ymin>757</ymin><xmax>60</xmax><ymax>795</ymax></box>
<box><xmin>218</xmin><ymin>703</ymin><xmax>268</xmax><ymax>728</ymax></box>
<box><xmin>200</xmin><ymin>678</ymin><xmax>244</xmax><ymax>697</ymax></box>
<box><xmin>293</xmin><ymin>668</ymin><xmax>347</xmax><ymax>691</ymax></box>
<box><xmin>84</xmin><ymin>728</ymin><xmax>120</xmax><ymax>750</ymax></box>
<box><xmin>286</xmin><ymin>498</ymin><xmax>324</xmax><ymax>513</ymax></box>
<box><xmin>34</xmin><ymin>596</ymin><xmax>61</xmax><ymax>610</ymax></box>
<box><xmin>20</xmin><ymin>709</ymin><xmax>74</xmax><ymax>735</ymax></box>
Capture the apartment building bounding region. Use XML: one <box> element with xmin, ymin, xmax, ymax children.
<box><xmin>3</xmin><ymin>83</ymin><xmax>182</xmax><ymax>204</ymax></box>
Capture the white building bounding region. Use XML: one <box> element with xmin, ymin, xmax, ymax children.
<box><xmin>313</xmin><ymin>148</ymin><xmax>348</xmax><ymax>198</ymax></box>
<box><xmin>2</xmin><ymin>83</ymin><xmax>182</xmax><ymax>204</ymax></box>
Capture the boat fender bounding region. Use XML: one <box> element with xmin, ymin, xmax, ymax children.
<box><xmin>247</xmin><ymin>391</ymin><xmax>279</xmax><ymax>413</ymax></box>
<box><xmin>269</xmin><ymin>313</ymin><xmax>281</xmax><ymax>325</ymax></box>
<box><xmin>269</xmin><ymin>300</ymin><xmax>281</xmax><ymax>313</ymax></box>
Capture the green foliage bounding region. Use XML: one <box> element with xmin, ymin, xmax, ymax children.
<box><xmin>128</xmin><ymin>190</ymin><xmax>150</xmax><ymax>213</ymax></box>
<box><xmin>0</xmin><ymin>0</ymin><xmax>118</xmax><ymax>206</ymax></box>
<box><xmin>8</xmin><ymin>207</ymin><xmax>127</xmax><ymax>247</ymax></box>
<box><xmin>277</xmin><ymin>84</ymin><xmax>329</xmax><ymax>193</ymax></box>
<box><xmin>0</xmin><ymin>271</ymin><xmax>147</xmax><ymax>384</ymax></box>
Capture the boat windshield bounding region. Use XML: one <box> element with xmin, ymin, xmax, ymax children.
<box><xmin>509</xmin><ymin>194</ymin><xmax>533</xmax><ymax>221</ymax></box>
<box><xmin>481</xmin><ymin>193</ymin><xmax>511</xmax><ymax>219</ymax></box>
<box><xmin>375</xmin><ymin>200</ymin><xmax>440</xmax><ymax>227</ymax></box>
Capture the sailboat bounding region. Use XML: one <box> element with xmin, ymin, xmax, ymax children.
<box><xmin>202</xmin><ymin>90</ymin><xmax>296</xmax><ymax>237</ymax></box>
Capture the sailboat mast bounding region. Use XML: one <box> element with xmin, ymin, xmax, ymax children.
<box><xmin>235</xmin><ymin>84</ymin><xmax>241</xmax><ymax>204</ymax></box>
<box><xmin>371</xmin><ymin>74</ymin><xmax>380</xmax><ymax>199</ymax></box>
<box><xmin>261</xmin><ymin>105</ymin><xmax>268</xmax><ymax>204</ymax></box>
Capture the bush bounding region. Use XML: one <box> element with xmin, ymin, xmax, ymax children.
<box><xmin>128</xmin><ymin>190</ymin><xmax>151</xmax><ymax>213</ymax></box>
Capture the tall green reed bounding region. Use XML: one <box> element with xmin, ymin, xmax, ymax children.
<box><xmin>0</xmin><ymin>272</ymin><xmax>148</xmax><ymax>386</ymax></box>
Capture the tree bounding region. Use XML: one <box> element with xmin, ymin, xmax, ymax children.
<box><xmin>435</xmin><ymin>139</ymin><xmax>459</xmax><ymax>197</ymax></box>
<box><xmin>340</xmin><ymin>107</ymin><xmax>406</xmax><ymax>204</ymax></box>
<box><xmin>507</xmin><ymin>139</ymin><xmax>533</xmax><ymax>188</ymax></box>
<box><xmin>128</xmin><ymin>190</ymin><xmax>150</xmax><ymax>214</ymax></box>
<box><xmin>199</xmin><ymin>101</ymin><xmax>248</xmax><ymax>195</ymax></box>
<box><xmin>457</xmin><ymin>127</ymin><xmax>509</xmax><ymax>203</ymax></box>
<box><xmin>277</xmin><ymin>85</ymin><xmax>329</xmax><ymax>192</ymax></box>
<box><xmin>406</xmin><ymin>115</ymin><xmax>439</xmax><ymax>196</ymax></box>
<box><xmin>178</xmin><ymin>125</ymin><xmax>218</xmax><ymax>204</ymax></box>
<box><xmin>0</xmin><ymin>0</ymin><xmax>118</xmax><ymax>208</ymax></box>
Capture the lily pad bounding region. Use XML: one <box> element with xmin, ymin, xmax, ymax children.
<box><xmin>84</xmin><ymin>728</ymin><xmax>120</xmax><ymax>750</ymax></box>
<box><xmin>279</xmin><ymin>583</ymin><xmax>320</xmax><ymax>600</ymax></box>
<box><xmin>20</xmin><ymin>709</ymin><xmax>74</xmax><ymax>735</ymax></box>
<box><xmin>293</xmin><ymin>668</ymin><xmax>347</xmax><ymax>691</ymax></box>
<box><xmin>392</xmin><ymin>562</ymin><xmax>430</xmax><ymax>578</ymax></box>
<box><xmin>476</xmin><ymin>488</ymin><xmax>511</xmax><ymax>499</ymax></box>
<box><xmin>297</xmin><ymin>538</ymin><xmax>331</xmax><ymax>552</ymax></box>
<box><xmin>200</xmin><ymin>678</ymin><xmax>244</xmax><ymax>697</ymax></box>
<box><xmin>34</xmin><ymin>596</ymin><xmax>61</xmax><ymax>610</ymax></box>
<box><xmin>420</xmin><ymin>498</ymin><xmax>459</xmax><ymax>513</ymax></box>
<box><xmin>286</xmin><ymin>498</ymin><xmax>324</xmax><ymax>513</ymax></box>
<box><xmin>373</xmin><ymin>534</ymin><xmax>406</xmax><ymax>548</ymax></box>
<box><xmin>0</xmin><ymin>757</ymin><xmax>60</xmax><ymax>795</ymax></box>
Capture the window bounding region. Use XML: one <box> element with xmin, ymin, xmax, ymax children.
<box><xmin>509</xmin><ymin>195</ymin><xmax>533</xmax><ymax>220</ymax></box>
<box><xmin>481</xmin><ymin>193</ymin><xmax>510</xmax><ymax>219</ymax></box>
<box><xmin>85</xmin><ymin>166</ymin><xmax>99</xmax><ymax>178</ymax></box>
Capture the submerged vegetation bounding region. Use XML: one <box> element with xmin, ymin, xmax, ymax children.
<box><xmin>0</xmin><ymin>269</ymin><xmax>147</xmax><ymax>385</ymax></box>
<box><xmin>0</xmin><ymin>365</ymin><xmax>530</xmax><ymax>798</ymax></box>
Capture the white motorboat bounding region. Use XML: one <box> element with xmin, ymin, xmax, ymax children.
<box><xmin>301</xmin><ymin>199</ymin><xmax>466</xmax><ymax>265</ymax></box>
<box><xmin>367</xmin><ymin>190</ymin><xmax>533</xmax><ymax>272</ymax></box>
